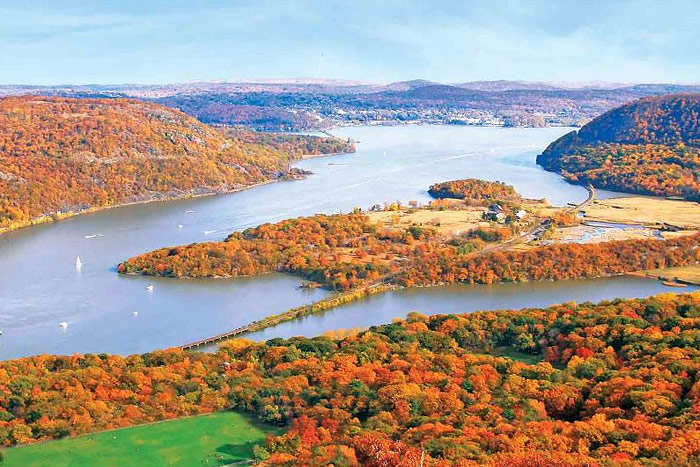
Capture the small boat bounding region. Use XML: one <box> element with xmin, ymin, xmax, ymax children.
<box><xmin>178</xmin><ymin>224</ymin><xmax>184</xmax><ymax>230</ymax></box>
<box><xmin>184</xmin><ymin>210</ymin><xmax>196</xmax><ymax>214</ymax></box>
<box><xmin>203</xmin><ymin>230</ymin><xmax>217</xmax><ymax>235</ymax></box>
<box><xmin>75</xmin><ymin>256</ymin><xmax>83</xmax><ymax>270</ymax></box>
<box><xmin>59</xmin><ymin>321</ymin><xmax>68</xmax><ymax>328</ymax></box>
<box><xmin>84</xmin><ymin>234</ymin><xmax>97</xmax><ymax>239</ymax></box>
<box><xmin>146</xmin><ymin>284</ymin><xmax>154</xmax><ymax>292</ymax></box>
<box><xmin>132</xmin><ymin>311</ymin><xmax>139</xmax><ymax>317</ymax></box>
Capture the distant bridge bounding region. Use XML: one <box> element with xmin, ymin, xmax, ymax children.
<box><xmin>177</xmin><ymin>185</ymin><xmax>599</xmax><ymax>351</ymax></box>
<box><xmin>177</xmin><ymin>323</ymin><xmax>257</xmax><ymax>351</ymax></box>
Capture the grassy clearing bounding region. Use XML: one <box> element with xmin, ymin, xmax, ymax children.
<box><xmin>2</xmin><ymin>411</ymin><xmax>278</xmax><ymax>467</ymax></box>
<box><xmin>490</xmin><ymin>346</ymin><xmax>545</xmax><ymax>365</ymax></box>
<box><xmin>367</xmin><ymin>206</ymin><xmax>488</xmax><ymax>236</ymax></box>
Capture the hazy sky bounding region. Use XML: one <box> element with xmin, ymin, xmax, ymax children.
<box><xmin>1</xmin><ymin>0</ymin><xmax>698</xmax><ymax>85</ymax></box>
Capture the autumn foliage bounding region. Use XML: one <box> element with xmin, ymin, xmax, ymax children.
<box><xmin>428</xmin><ymin>178</ymin><xmax>521</xmax><ymax>205</ymax></box>
<box><xmin>119</xmin><ymin>213</ymin><xmax>434</xmax><ymax>290</ymax></box>
<box><xmin>398</xmin><ymin>232</ymin><xmax>700</xmax><ymax>286</ymax></box>
<box><xmin>0</xmin><ymin>96</ymin><xmax>340</xmax><ymax>229</ymax></box>
<box><xmin>538</xmin><ymin>93</ymin><xmax>700</xmax><ymax>199</ymax></box>
<box><xmin>226</xmin><ymin>126</ymin><xmax>354</xmax><ymax>157</ymax></box>
<box><xmin>4</xmin><ymin>292</ymin><xmax>700</xmax><ymax>465</ymax></box>
<box><xmin>120</xmin><ymin>204</ymin><xmax>700</xmax><ymax>291</ymax></box>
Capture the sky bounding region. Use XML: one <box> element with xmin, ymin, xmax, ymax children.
<box><xmin>1</xmin><ymin>0</ymin><xmax>699</xmax><ymax>85</ymax></box>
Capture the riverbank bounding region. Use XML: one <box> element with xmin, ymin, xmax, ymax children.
<box><xmin>300</xmin><ymin>150</ymin><xmax>351</xmax><ymax>160</ymax></box>
<box><xmin>189</xmin><ymin>272</ymin><xmax>697</xmax><ymax>351</ymax></box>
<box><xmin>179</xmin><ymin>283</ymin><xmax>395</xmax><ymax>350</ymax></box>
<box><xmin>0</xmin><ymin>125</ymin><xmax>598</xmax><ymax>359</ymax></box>
<box><xmin>629</xmin><ymin>266</ymin><xmax>700</xmax><ymax>286</ymax></box>
<box><xmin>0</xmin><ymin>179</ymin><xmax>280</xmax><ymax>237</ymax></box>
<box><xmin>123</xmin><ymin>184</ymin><xmax>700</xmax><ymax>351</ymax></box>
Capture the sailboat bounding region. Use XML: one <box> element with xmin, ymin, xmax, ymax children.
<box><xmin>146</xmin><ymin>284</ymin><xmax>154</xmax><ymax>292</ymax></box>
<box><xmin>59</xmin><ymin>321</ymin><xmax>68</xmax><ymax>329</ymax></box>
<box><xmin>75</xmin><ymin>256</ymin><xmax>83</xmax><ymax>271</ymax></box>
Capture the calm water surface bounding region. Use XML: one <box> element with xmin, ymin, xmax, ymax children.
<box><xmin>246</xmin><ymin>276</ymin><xmax>695</xmax><ymax>342</ymax></box>
<box><xmin>0</xmin><ymin>126</ymin><xmax>665</xmax><ymax>358</ymax></box>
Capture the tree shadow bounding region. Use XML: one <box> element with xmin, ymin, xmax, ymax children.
<box><xmin>214</xmin><ymin>441</ymin><xmax>259</xmax><ymax>462</ymax></box>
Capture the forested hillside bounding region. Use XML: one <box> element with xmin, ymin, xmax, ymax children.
<box><xmin>119</xmin><ymin>206</ymin><xmax>700</xmax><ymax>290</ymax></box>
<box><xmin>0</xmin><ymin>97</ymin><xmax>343</xmax><ymax>230</ymax></box>
<box><xmin>3</xmin><ymin>293</ymin><xmax>700</xmax><ymax>465</ymax></box>
<box><xmin>428</xmin><ymin>179</ymin><xmax>521</xmax><ymax>204</ymax></box>
<box><xmin>538</xmin><ymin>94</ymin><xmax>700</xmax><ymax>199</ymax></box>
<box><xmin>226</xmin><ymin>126</ymin><xmax>354</xmax><ymax>157</ymax></box>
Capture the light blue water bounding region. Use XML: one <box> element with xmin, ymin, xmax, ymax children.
<box><xmin>0</xmin><ymin>125</ymin><xmax>642</xmax><ymax>358</ymax></box>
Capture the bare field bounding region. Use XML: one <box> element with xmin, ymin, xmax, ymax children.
<box><xmin>368</xmin><ymin>207</ymin><xmax>488</xmax><ymax>236</ymax></box>
<box><xmin>582</xmin><ymin>196</ymin><xmax>700</xmax><ymax>229</ymax></box>
<box><xmin>637</xmin><ymin>266</ymin><xmax>700</xmax><ymax>285</ymax></box>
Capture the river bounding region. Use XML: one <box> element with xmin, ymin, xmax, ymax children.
<box><xmin>0</xmin><ymin>125</ymin><xmax>682</xmax><ymax>359</ymax></box>
<box><xmin>244</xmin><ymin>276</ymin><xmax>690</xmax><ymax>342</ymax></box>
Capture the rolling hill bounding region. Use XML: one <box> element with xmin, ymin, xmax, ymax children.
<box><xmin>0</xmin><ymin>96</ymin><xmax>344</xmax><ymax>230</ymax></box>
<box><xmin>6</xmin><ymin>80</ymin><xmax>700</xmax><ymax>130</ymax></box>
<box><xmin>537</xmin><ymin>93</ymin><xmax>700</xmax><ymax>199</ymax></box>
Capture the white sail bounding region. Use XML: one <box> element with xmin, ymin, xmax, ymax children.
<box><xmin>75</xmin><ymin>256</ymin><xmax>83</xmax><ymax>270</ymax></box>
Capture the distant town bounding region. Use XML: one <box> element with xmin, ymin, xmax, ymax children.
<box><xmin>3</xmin><ymin>79</ymin><xmax>700</xmax><ymax>131</ymax></box>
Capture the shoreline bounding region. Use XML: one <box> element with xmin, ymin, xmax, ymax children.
<box><xmin>0</xmin><ymin>180</ymin><xmax>275</xmax><ymax>237</ymax></box>
<box><xmin>0</xmin><ymin>174</ymin><xmax>306</xmax><ymax>239</ymax></box>
<box><xmin>300</xmin><ymin>150</ymin><xmax>350</xmax><ymax>160</ymax></box>
<box><xmin>0</xmin><ymin>122</ymin><xmax>570</xmax><ymax>238</ymax></box>
<box><xmin>178</xmin><ymin>267</ymin><xmax>693</xmax><ymax>352</ymax></box>
<box><xmin>323</xmin><ymin>121</ymin><xmax>578</xmax><ymax>131</ymax></box>
<box><xmin>0</xmin><ymin>141</ymin><xmax>357</xmax><ymax>239</ymax></box>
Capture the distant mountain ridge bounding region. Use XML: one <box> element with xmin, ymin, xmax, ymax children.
<box><xmin>538</xmin><ymin>93</ymin><xmax>700</xmax><ymax>200</ymax></box>
<box><xmin>3</xmin><ymin>80</ymin><xmax>700</xmax><ymax>131</ymax></box>
<box><xmin>4</xmin><ymin>79</ymin><xmax>699</xmax><ymax>97</ymax></box>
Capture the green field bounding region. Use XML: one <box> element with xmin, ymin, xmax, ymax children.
<box><xmin>2</xmin><ymin>411</ymin><xmax>277</xmax><ymax>467</ymax></box>
<box><xmin>487</xmin><ymin>346</ymin><xmax>545</xmax><ymax>365</ymax></box>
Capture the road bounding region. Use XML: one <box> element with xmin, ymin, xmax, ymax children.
<box><xmin>471</xmin><ymin>184</ymin><xmax>596</xmax><ymax>255</ymax></box>
<box><xmin>178</xmin><ymin>185</ymin><xmax>598</xmax><ymax>350</ymax></box>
